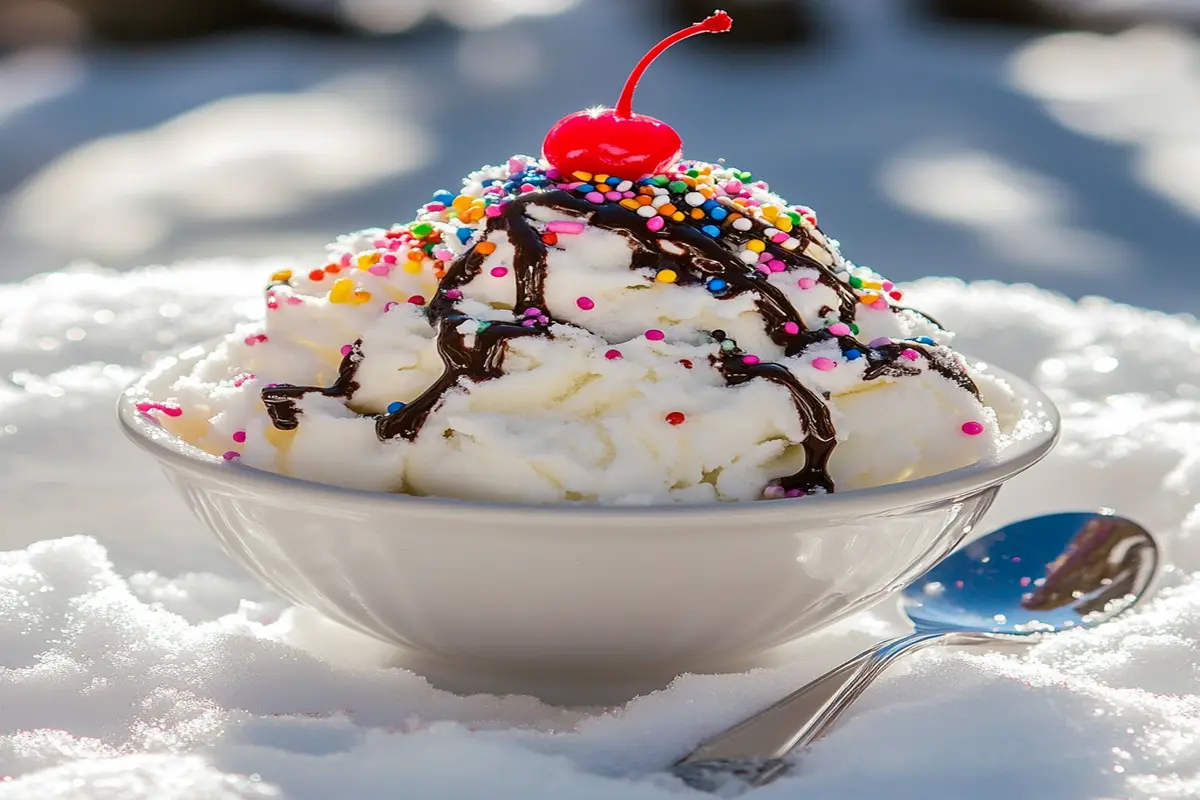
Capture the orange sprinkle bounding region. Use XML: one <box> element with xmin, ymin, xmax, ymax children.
<box><xmin>636</xmin><ymin>195</ymin><xmax>654</xmax><ymax>206</ymax></box>
<box><xmin>658</xmin><ymin>204</ymin><xmax>677</xmax><ymax>216</ymax></box>
<box><xmin>619</xmin><ymin>199</ymin><xmax>641</xmax><ymax>211</ymax></box>
<box><xmin>689</xmin><ymin>208</ymin><xmax>705</xmax><ymax>220</ymax></box>
<box><xmin>476</xmin><ymin>241</ymin><xmax>497</xmax><ymax>255</ymax></box>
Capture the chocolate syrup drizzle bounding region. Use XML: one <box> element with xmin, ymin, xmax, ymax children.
<box><xmin>262</xmin><ymin>187</ymin><xmax>980</xmax><ymax>495</ymax></box>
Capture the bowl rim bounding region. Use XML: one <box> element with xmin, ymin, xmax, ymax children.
<box><xmin>118</xmin><ymin>346</ymin><xmax>1060</xmax><ymax>523</ymax></box>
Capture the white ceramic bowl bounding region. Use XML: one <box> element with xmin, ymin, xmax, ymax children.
<box><xmin>119</xmin><ymin>346</ymin><xmax>1058</xmax><ymax>696</ymax></box>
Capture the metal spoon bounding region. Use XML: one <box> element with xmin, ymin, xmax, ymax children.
<box><xmin>672</xmin><ymin>511</ymin><xmax>1159</xmax><ymax>793</ymax></box>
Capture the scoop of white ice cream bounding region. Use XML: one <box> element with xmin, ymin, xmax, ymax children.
<box><xmin>150</xmin><ymin>156</ymin><xmax>1010</xmax><ymax>504</ymax></box>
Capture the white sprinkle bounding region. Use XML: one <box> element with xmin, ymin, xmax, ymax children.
<box><xmin>616</xmin><ymin>180</ymin><xmax>633</xmax><ymax>192</ymax></box>
<box><xmin>781</xmin><ymin>237</ymin><xmax>800</xmax><ymax>250</ymax></box>
<box><xmin>732</xmin><ymin>218</ymin><xmax>753</xmax><ymax>231</ymax></box>
<box><xmin>636</xmin><ymin>206</ymin><xmax>657</xmax><ymax>218</ymax></box>
<box><xmin>764</xmin><ymin>228</ymin><xmax>780</xmax><ymax>238</ymax></box>
<box><xmin>684</xmin><ymin>192</ymin><xmax>705</xmax><ymax>207</ymax></box>
<box><xmin>652</xmin><ymin>195</ymin><xmax>671</xmax><ymax>208</ymax></box>
<box><xmin>456</xmin><ymin>319</ymin><xmax>481</xmax><ymax>335</ymax></box>
<box><xmin>660</xmin><ymin>241</ymin><xmax>685</xmax><ymax>255</ymax></box>
<box><xmin>738</xmin><ymin>250</ymin><xmax>759</xmax><ymax>264</ymax></box>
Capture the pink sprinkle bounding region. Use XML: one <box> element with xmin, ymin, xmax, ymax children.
<box><xmin>232</xmin><ymin>430</ymin><xmax>247</xmax><ymax>443</ymax></box>
<box><xmin>1020</xmin><ymin>576</ymin><xmax>1032</xmax><ymax>587</ymax></box>
<box><xmin>604</xmin><ymin>191</ymin><xmax>622</xmax><ymax>202</ymax></box>
<box><xmin>425</xmin><ymin>203</ymin><xmax>446</xmax><ymax>212</ymax></box>
<box><xmin>384</xmin><ymin>301</ymin><xmax>398</xmax><ymax>312</ymax></box>
<box><xmin>135</xmin><ymin>401</ymin><xmax>183</xmax><ymax>417</ymax></box>
<box><xmin>339</xmin><ymin>253</ymin><xmax>352</xmax><ymax>267</ymax></box>
<box><xmin>566</xmin><ymin>181</ymin><xmax>584</xmax><ymax>191</ymax></box>
<box><xmin>340</xmin><ymin>344</ymin><xmax>353</xmax><ymax>356</ymax></box>
<box><xmin>546</xmin><ymin>168</ymin><xmax>561</xmax><ymax>180</ymax></box>
<box><xmin>288</xmin><ymin>295</ymin><xmax>305</xmax><ymax>305</ymax></box>
<box><xmin>434</xmin><ymin>249</ymin><xmax>454</xmax><ymax>261</ymax></box>
<box><xmin>771</xmin><ymin>232</ymin><xmax>788</xmax><ymax>243</ymax></box>
<box><xmin>828</xmin><ymin>323</ymin><xmax>851</xmax><ymax>336</ymax></box>
<box><xmin>645</xmin><ymin>329</ymin><xmax>665</xmax><ymax>341</ymax></box>
<box><xmin>444</xmin><ymin>289</ymin><xmax>463</xmax><ymax>300</ymax></box>
<box><xmin>546</xmin><ymin>220</ymin><xmax>586</xmax><ymax>235</ymax></box>
<box><xmin>373</xmin><ymin>238</ymin><xmax>388</xmax><ymax>248</ymax></box>
<box><xmin>962</xmin><ymin>421</ymin><xmax>985</xmax><ymax>436</ymax></box>
<box><xmin>368</xmin><ymin>264</ymin><xmax>390</xmax><ymax>276</ymax></box>
<box><xmin>244</xmin><ymin>335</ymin><xmax>258</xmax><ymax>347</ymax></box>
<box><xmin>783</xmin><ymin>321</ymin><xmax>800</xmax><ymax>335</ymax></box>
<box><xmin>266</xmin><ymin>300</ymin><xmax>278</xmax><ymax>311</ymax></box>
<box><xmin>387</xmin><ymin>239</ymin><xmax>404</xmax><ymax>251</ymax></box>
<box><xmin>585</xmin><ymin>191</ymin><xmax>606</xmax><ymax>204</ymax></box>
<box><xmin>576</xmin><ymin>296</ymin><xmax>595</xmax><ymax>310</ymax></box>
<box><xmin>756</xmin><ymin>265</ymin><xmax>772</xmax><ymax>276</ymax></box>
<box><xmin>646</xmin><ymin>216</ymin><xmax>665</xmax><ymax>232</ymax></box>
<box><xmin>882</xmin><ymin>281</ymin><xmax>894</xmax><ymax>291</ymax></box>
<box><xmin>222</xmin><ymin>451</ymin><xmax>240</xmax><ymax>461</ymax></box>
<box><xmin>869</xmin><ymin>337</ymin><xmax>891</xmax><ymax>348</ymax></box>
<box><xmin>382</xmin><ymin>254</ymin><xmax>398</xmax><ymax>264</ymax></box>
<box><xmin>524</xmin><ymin>307</ymin><xmax>542</xmax><ymax>317</ymax></box>
<box><xmin>538</xmin><ymin>315</ymin><xmax>549</xmax><ymax>324</ymax></box>
<box><xmin>605</xmin><ymin>349</ymin><xmax>622</xmax><ymax>360</ymax></box>
<box><xmin>507</xmin><ymin>157</ymin><xmax>525</xmax><ymax>174</ymax></box>
<box><xmin>785</xmin><ymin>489</ymin><xmax>805</xmax><ymax>498</ymax></box>
<box><xmin>522</xmin><ymin>319</ymin><xmax>537</xmax><ymax>327</ymax></box>
<box><xmin>483</xmin><ymin>186</ymin><xmax>505</xmax><ymax>196</ymax></box>
<box><xmin>901</xmin><ymin>349</ymin><xmax>919</xmax><ymax>361</ymax></box>
<box><xmin>485</xmin><ymin>204</ymin><xmax>503</xmax><ymax>218</ymax></box>
<box><xmin>871</xmin><ymin>299</ymin><xmax>889</xmax><ymax>310</ymax></box>
<box><xmin>955</xmin><ymin>580</ymin><xmax>965</xmax><ymax>589</ymax></box>
<box><xmin>812</xmin><ymin>357</ymin><xmax>838</xmax><ymax>371</ymax></box>
<box><xmin>725</xmin><ymin>180</ymin><xmax>743</xmax><ymax>193</ymax></box>
<box><xmin>622</xmin><ymin>191</ymin><xmax>636</xmax><ymax>199</ymax></box>
<box><xmin>520</xmin><ymin>183</ymin><xmax>537</xmax><ymax>193</ymax></box>
<box><xmin>742</xmin><ymin>355</ymin><xmax>761</xmax><ymax>365</ymax></box>
<box><xmin>798</xmin><ymin>277</ymin><xmax>816</xmax><ymax>290</ymax></box>
<box><xmin>232</xmin><ymin>373</ymin><xmax>254</xmax><ymax>388</ymax></box>
<box><xmin>769</xmin><ymin>261</ymin><xmax>786</xmax><ymax>273</ymax></box>
<box><xmin>490</xmin><ymin>266</ymin><xmax>509</xmax><ymax>278</ymax></box>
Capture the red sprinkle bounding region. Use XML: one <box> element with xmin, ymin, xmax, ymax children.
<box><xmin>679</xmin><ymin>359</ymin><xmax>693</xmax><ymax>369</ymax></box>
<box><xmin>666</xmin><ymin>411</ymin><xmax>686</xmax><ymax>426</ymax></box>
<box><xmin>605</xmin><ymin>349</ymin><xmax>622</xmax><ymax>360</ymax></box>
<box><xmin>308</xmin><ymin>269</ymin><xmax>325</xmax><ymax>281</ymax></box>
<box><xmin>408</xmin><ymin>295</ymin><xmax>426</xmax><ymax>306</ymax></box>
<box><xmin>889</xmin><ymin>290</ymin><xmax>903</xmax><ymax>300</ymax></box>
<box><xmin>541</xmin><ymin>233</ymin><xmax>559</xmax><ymax>246</ymax></box>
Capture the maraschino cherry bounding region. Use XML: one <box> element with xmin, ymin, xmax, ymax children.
<box><xmin>542</xmin><ymin>11</ymin><xmax>732</xmax><ymax>180</ymax></box>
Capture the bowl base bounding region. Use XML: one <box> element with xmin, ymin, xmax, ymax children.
<box><xmin>384</xmin><ymin>641</ymin><xmax>812</xmax><ymax>707</ymax></box>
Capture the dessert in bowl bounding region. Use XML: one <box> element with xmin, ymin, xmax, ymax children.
<box><xmin>119</xmin><ymin>12</ymin><xmax>1058</xmax><ymax>690</ymax></box>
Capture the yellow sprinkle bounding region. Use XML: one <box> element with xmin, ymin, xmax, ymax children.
<box><xmin>861</xmin><ymin>280</ymin><xmax>883</xmax><ymax>290</ymax></box>
<box><xmin>402</xmin><ymin>261</ymin><xmax>423</xmax><ymax>274</ymax></box>
<box><xmin>672</xmin><ymin>212</ymin><xmax>685</xmax><ymax>222</ymax></box>
<box><xmin>329</xmin><ymin>278</ymin><xmax>354</xmax><ymax>304</ymax></box>
<box><xmin>351</xmin><ymin>290</ymin><xmax>372</xmax><ymax>305</ymax></box>
<box><xmin>269</xmin><ymin>269</ymin><xmax>293</xmax><ymax>282</ymax></box>
<box><xmin>572</xmin><ymin>170</ymin><xmax>593</xmax><ymax>181</ymax></box>
<box><xmin>761</xmin><ymin>205</ymin><xmax>780</xmax><ymax>221</ymax></box>
<box><xmin>470</xmin><ymin>197</ymin><xmax>486</xmax><ymax>208</ymax></box>
<box><xmin>357</xmin><ymin>253</ymin><xmax>380</xmax><ymax>270</ymax></box>
<box><xmin>775</xmin><ymin>216</ymin><xmax>794</xmax><ymax>233</ymax></box>
<box><xmin>745</xmin><ymin>240</ymin><xmax>766</xmax><ymax>253</ymax></box>
<box><xmin>593</xmin><ymin>174</ymin><xmax>609</xmax><ymax>184</ymax></box>
<box><xmin>656</xmin><ymin>269</ymin><xmax>678</xmax><ymax>283</ymax></box>
<box><xmin>619</xmin><ymin>199</ymin><xmax>641</xmax><ymax>211</ymax></box>
<box><xmin>451</xmin><ymin>195</ymin><xmax>473</xmax><ymax>212</ymax></box>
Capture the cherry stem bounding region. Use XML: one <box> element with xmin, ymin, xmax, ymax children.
<box><xmin>614</xmin><ymin>10</ymin><xmax>732</xmax><ymax>119</ymax></box>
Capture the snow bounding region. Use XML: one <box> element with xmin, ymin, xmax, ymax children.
<box><xmin>0</xmin><ymin>259</ymin><xmax>1199</xmax><ymax>799</ymax></box>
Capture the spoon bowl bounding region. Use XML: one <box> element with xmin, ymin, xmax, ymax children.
<box><xmin>905</xmin><ymin>511</ymin><xmax>1159</xmax><ymax>636</ymax></box>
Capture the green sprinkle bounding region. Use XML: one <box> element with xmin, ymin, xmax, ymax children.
<box><xmin>720</xmin><ymin>340</ymin><xmax>736</xmax><ymax>352</ymax></box>
<box><xmin>850</xmin><ymin>323</ymin><xmax>860</xmax><ymax>335</ymax></box>
<box><xmin>411</xmin><ymin>222</ymin><xmax>433</xmax><ymax>237</ymax></box>
<box><xmin>686</xmin><ymin>169</ymin><xmax>701</xmax><ymax>178</ymax></box>
<box><xmin>476</xmin><ymin>321</ymin><xmax>491</xmax><ymax>331</ymax></box>
<box><xmin>735</xmin><ymin>170</ymin><xmax>753</xmax><ymax>181</ymax></box>
<box><xmin>786</xmin><ymin>211</ymin><xmax>803</xmax><ymax>225</ymax></box>
<box><xmin>651</xmin><ymin>175</ymin><xmax>670</xmax><ymax>186</ymax></box>
<box><xmin>849</xmin><ymin>275</ymin><xmax>864</xmax><ymax>289</ymax></box>
<box><xmin>668</xmin><ymin>180</ymin><xmax>689</xmax><ymax>193</ymax></box>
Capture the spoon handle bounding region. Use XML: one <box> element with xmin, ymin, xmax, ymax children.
<box><xmin>672</xmin><ymin>631</ymin><xmax>948</xmax><ymax>790</ymax></box>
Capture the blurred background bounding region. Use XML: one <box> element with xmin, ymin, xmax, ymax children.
<box><xmin>0</xmin><ymin>0</ymin><xmax>1197</xmax><ymax>311</ymax></box>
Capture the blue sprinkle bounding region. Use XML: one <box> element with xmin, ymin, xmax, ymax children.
<box><xmin>702</xmin><ymin>199</ymin><xmax>719</xmax><ymax>211</ymax></box>
<box><xmin>707</xmin><ymin>278</ymin><xmax>727</xmax><ymax>292</ymax></box>
<box><xmin>481</xmin><ymin>179</ymin><xmax>498</xmax><ymax>187</ymax></box>
<box><xmin>577</xmin><ymin>184</ymin><xmax>595</xmax><ymax>193</ymax></box>
<box><xmin>456</xmin><ymin>227</ymin><xmax>473</xmax><ymax>244</ymax></box>
<box><xmin>845</xmin><ymin>349</ymin><xmax>862</xmax><ymax>361</ymax></box>
<box><xmin>432</xmin><ymin>190</ymin><xmax>455</xmax><ymax>204</ymax></box>
<box><xmin>710</xmin><ymin>207</ymin><xmax>728</xmax><ymax>221</ymax></box>
<box><xmin>386</xmin><ymin>401</ymin><xmax>406</xmax><ymax>414</ymax></box>
<box><xmin>701</xmin><ymin>224</ymin><xmax>722</xmax><ymax>238</ymax></box>
<box><xmin>605</xmin><ymin>176</ymin><xmax>622</xmax><ymax>186</ymax></box>
<box><xmin>916</xmin><ymin>336</ymin><xmax>935</xmax><ymax>345</ymax></box>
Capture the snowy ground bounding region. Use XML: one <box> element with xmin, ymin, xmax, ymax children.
<box><xmin>2</xmin><ymin>0</ymin><xmax>1200</xmax><ymax>798</ymax></box>
<box><xmin>4</xmin><ymin>261</ymin><xmax>1200</xmax><ymax>799</ymax></box>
